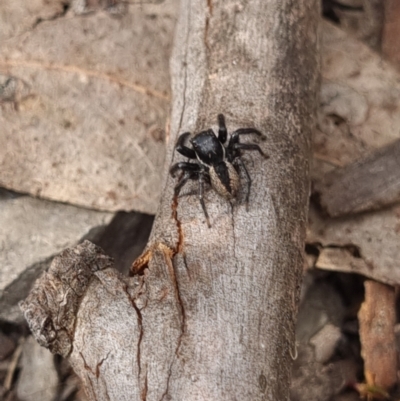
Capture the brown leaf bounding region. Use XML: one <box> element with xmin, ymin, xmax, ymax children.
<box><xmin>315</xmin><ymin>21</ymin><xmax>400</xmax><ymax>174</ymax></box>
<box><xmin>308</xmin><ymin>22</ymin><xmax>400</xmax><ymax>286</ymax></box>
<box><xmin>0</xmin><ymin>3</ymin><xmax>177</xmax><ymax>214</ymax></box>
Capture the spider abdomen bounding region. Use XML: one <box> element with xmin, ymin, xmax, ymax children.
<box><xmin>209</xmin><ymin>162</ymin><xmax>240</xmax><ymax>200</ymax></box>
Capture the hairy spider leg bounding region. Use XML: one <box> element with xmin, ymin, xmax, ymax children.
<box><xmin>217</xmin><ymin>114</ymin><xmax>227</xmax><ymax>143</ymax></box>
<box><xmin>227</xmin><ymin>128</ymin><xmax>267</xmax><ymax>161</ymax></box>
<box><xmin>233</xmin><ymin>157</ymin><xmax>252</xmax><ymax>210</ymax></box>
<box><xmin>229</xmin><ymin>128</ymin><xmax>265</xmax><ymax>144</ymax></box>
<box><xmin>170</xmin><ymin>162</ymin><xmax>211</xmax><ymax>227</ymax></box>
<box><xmin>170</xmin><ymin>161</ymin><xmax>200</xmax><ymax>178</ymax></box>
<box><xmin>198</xmin><ymin>171</ymin><xmax>211</xmax><ymax>228</ymax></box>
<box><xmin>175</xmin><ymin>132</ymin><xmax>196</xmax><ymax>159</ymax></box>
<box><xmin>170</xmin><ymin>162</ymin><xmax>201</xmax><ymax>196</ymax></box>
<box><xmin>173</xmin><ymin>171</ymin><xmax>199</xmax><ymax>197</ymax></box>
<box><xmin>231</xmin><ymin>143</ymin><xmax>268</xmax><ymax>208</ymax></box>
<box><xmin>232</xmin><ymin>142</ymin><xmax>268</xmax><ymax>158</ymax></box>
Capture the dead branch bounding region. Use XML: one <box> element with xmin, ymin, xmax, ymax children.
<box><xmin>358</xmin><ymin>281</ymin><xmax>397</xmax><ymax>391</ymax></box>
<box><xmin>21</xmin><ymin>1</ymin><xmax>319</xmax><ymax>400</ymax></box>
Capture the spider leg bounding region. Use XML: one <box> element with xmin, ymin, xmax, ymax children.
<box><xmin>175</xmin><ymin>132</ymin><xmax>197</xmax><ymax>159</ymax></box>
<box><xmin>173</xmin><ymin>170</ymin><xmax>199</xmax><ymax>197</ymax></box>
<box><xmin>232</xmin><ymin>142</ymin><xmax>268</xmax><ymax>158</ymax></box>
<box><xmin>229</xmin><ymin>128</ymin><xmax>265</xmax><ymax>145</ymax></box>
<box><xmin>170</xmin><ymin>161</ymin><xmax>200</xmax><ymax>177</ymax></box>
<box><xmin>233</xmin><ymin>158</ymin><xmax>252</xmax><ymax>211</ymax></box>
<box><xmin>170</xmin><ymin>162</ymin><xmax>211</xmax><ymax>227</ymax></box>
<box><xmin>217</xmin><ymin>114</ymin><xmax>227</xmax><ymax>143</ymax></box>
<box><xmin>198</xmin><ymin>171</ymin><xmax>211</xmax><ymax>228</ymax></box>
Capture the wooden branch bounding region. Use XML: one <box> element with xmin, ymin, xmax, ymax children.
<box><xmin>21</xmin><ymin>1</ymin><xmax>319</xmax><ymax>400</ymax></box>
<box><xmin>20</xmin><ymin>241</ymin><xmax>151</xmax><ymax>399</ymax></box>
<box><xmin>358</xmin><ymin>281</ymin><xmax>397</xmax><ymax>391</ymax></box>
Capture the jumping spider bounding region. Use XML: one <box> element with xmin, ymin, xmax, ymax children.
<box><xmin>170</xmin><ymin>114</ymin><xmax>268</xmax><ymax>227</ymax></box>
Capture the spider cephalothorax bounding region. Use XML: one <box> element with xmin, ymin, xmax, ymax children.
<box><xmin>170</xmin><ymin>114</ymin><xmax>267</xmax><ymax>227</ymax></box>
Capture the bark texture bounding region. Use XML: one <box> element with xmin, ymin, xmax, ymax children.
<box><xmin>21</xmin><ymin>1</ymin><xmax>319</xmax><ymax>400</ymax></box>
<box><xmin>138</xmin><ymin>2</ymin><xmax>319</xmax><ymax>400</ymax></box>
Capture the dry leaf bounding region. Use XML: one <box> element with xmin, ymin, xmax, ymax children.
<box><xmin>0</xmin><ymin>2</ymin><xmax>177</xmax><ymax>214</ymax></box>
<box><xmin>308</xmin><ymin>22</ymin><xmax>400</xmax><ymax>285</ymax></box>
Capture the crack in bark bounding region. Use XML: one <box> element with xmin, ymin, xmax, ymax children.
<box><xmin>79</xmin><ymin>350</ymin><xmax>111</xmax><ymax>379</ymax></box>
<box><xmin>132</xmin><ymin>5</ymin><xmax>194</xmax><ymax>394</ymax></box>
<box><xmin>160</xmin><ymin>247</ymin><xmax>186</xmax><ymax>401</ymax></box>
<box><xmin>230</xmin><ymin>202</ymin><xmax>238</xmax><ymax>271</ymax></box>
<box><xmin>131</xmin><ymin>243</ymin><xmax>186</xmax><ymax>401</ymax></box>
<box><xmin>177</xmin><ymin>68</ymin><xmax>187</xmax><ymax>134</ymax></box>
<box><xmin>131</xmin><ymin>299</ymin><xmax>144</xmax><ymax>377</ymax></box>
<box><xmin>176</xmin><ymin>4</ymin><xmax>190</xmax><ymax>134</ymax></box>
<box><xmin>204</xmin><ymin>0</ymin><xmax>213</xmax><ymax>50</ymax></box>
<box><xmin>164</xmin><ymin>250</ymin><xmax>186</xmax><ymax>354</ymax></box>
<box><xmin>79</xmin><ymin>351</ymin><xmax>95</xmax><ymax>375</ymax></box>
<box><xmin>95</xmin><ymin>351</ymin><xmax>111</xmax><ymax>378</ymax></box>
<box><xmin>141</xmin><ymin>370</ymin><xmax>148</xmax><ymax>401</ymax></box>
<box><xmin>171</xmin><ymin>195</ymin><xmax>184</xmax><ymax>254</ymax></box>
<box><xmin>123</xmin><ymin>284</ymin><xmax>145</xmax><ymax>396</ymax></box>
<box><xmin>169</xmin><ymin>0</ymin><xmax>193</xmax><ymax>257</ymax></box>
<box><xmin>159</xmin><ymin>364</ymin><xmax>173</xmax><ymax>401</ymax></box>
<box><xmin>87</xmin><ymin>375</ymin><xmax>96</xmax><ymax>400</ymax></box>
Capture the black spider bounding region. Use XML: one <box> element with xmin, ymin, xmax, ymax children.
<box><xmin>170</xmin><ymin>114</ymin><xmax>268</xmax><ymax>227</ymax></box>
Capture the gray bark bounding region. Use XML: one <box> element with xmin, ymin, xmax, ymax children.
<box><xmin>21</xmin><ymin>1</ymin><xmax>319</xmax><ymax>400</ymax></box>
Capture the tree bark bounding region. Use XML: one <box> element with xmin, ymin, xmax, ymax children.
<box><xmin>21</xmin><ymin>1</ymin><xmax>319</xmax><ymax>400</ymax></box>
